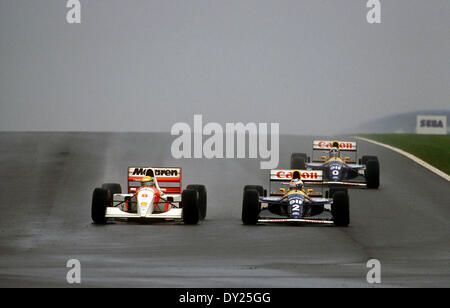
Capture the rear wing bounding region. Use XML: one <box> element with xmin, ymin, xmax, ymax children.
<box><xmin>269</xmin><ymin>169</ymin><xmax>323</xmax><ymax>196</ymax></box>
<box><xmin>312</xmin><ymin>140</ymin><xmax>357</xmax><ymax>163</ymax></box>
<box><xmin>313</xmin><ymin>140</ymin><xmax>357</xmax><ymax>151</ymax></box>
<box><xmin>127</xmin><ymin>167</ymin><xmax>182</xmax><ymax>194</ymax></box>
<box><xmin>270</xmin><ymin>169</ymin><xmax>323</xmax><ymax>182</ymax></box>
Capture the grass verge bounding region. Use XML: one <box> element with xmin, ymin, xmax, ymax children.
<box><xmin>359</xmin><ymin>134</ymin><xmax>450</xmax><ymax>175</ymax></box>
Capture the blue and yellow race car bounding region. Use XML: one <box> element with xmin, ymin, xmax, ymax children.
<box><xmin>290</xmin><ymin>140</ymin><xmax>380</xmax><ymax>191</ymax></box>
<box><xmin>242</xmin><ymin>170</ymin><xmax>350</xmax><ymax>227</ymax></box>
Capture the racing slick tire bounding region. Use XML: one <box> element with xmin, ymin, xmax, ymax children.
<box><xmin>365</xmin><ymin>159</ymin><xmax>380</xmax><ymax>189</ymax></box>
<box><xmin>290</xmin><ymin>153</ymin><xmax>307</xmax><ymax>169</ymax></box>
<box><xmin>332</xmin><ymin>191</ymin><xmax>350</xmax><ymax>227</ymax></box>
<box><xmin>244</xmin><ymin>185</ymin><xmax>264</xmax><ymax>197</ymax></box>
<box><xmin>101</xmin><ymin>183</ymin><xmax>122</xmax><ymax>195</ymax></box>
<box><xmin>327</xmin><ymin>188</ymin><xmax>348</xmax><ymax>198</ymax></box>
<box><xmin>361</xmin><ymin>155</ymin><xmax>378</xmax><ymax>166</ymax></box>
<box><xmin>186</xmin><ymin>184</ymin><xmax>207</xmax><ymax>220</ymax></box>
<box><xmin>242</xmin><ymin>189</ymin><xmax>260</xmax><ymax>225</ymax></box>
<box><xmin>182</xmin><ymin>189</ymin><xmax>200</xmax><ymax>225</ymax></box>
<box><xmin>91</xmin><ymin>188</ymin><xmax>109</xmax><ymax>224</ymax></box>
<box><xmin>101</xmin><ymin>183</ymin><xmax>122</xmax><ymax>205</ymax></box>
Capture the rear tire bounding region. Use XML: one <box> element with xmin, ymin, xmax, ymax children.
<box><xmin>244</xmin><ymin>185</ymin><xmax>264</xmax><ymax>197</ymax></box>
<box><xmin>242</xmin><ymin>189</ymin><xmax>260</xmax><ymax>225</ymax></box>
<box><xmin>361</xmin><ymin>155</ymin><xmax>378</xmax><ymax>166</ymax></box>
<box><xmin>365</xmin><ymin>159</ymin><xmax>380</xmax><ymax>189</ymax></box>
<box><xmin>186</xmin><ymin>184</ymin><xmax>207</xmax><ymax>220</ymax></box>
<box><xmin>291</xmin><ymin>153</ymin><xmax>307</xmax><ymax>169</ymax></box>
<box><xmin>332</xmin><ymin>191</ymin><xmax>350</xmax><ymax>227</ymax></box>
<box><xmin>101</xmin><ymin>183</ymin><xmax>122</xmax><ymax>194</ymax></box>
<box><xmin>91</xmin><ymin>188</ymin><xmax>109</xmax><ymax>224</ymax></box>
<box><xmin>182</xmin><ymin>189</ymin><xmax>200</xmax><ymax>225</ymax></box>
<box><xmin>101</xmin><ymin>183</ymin><xmax>122</xmax><ymax>205</ymax></box>
<box><xmin>328</xmin><ymin>188</ymin><xmax>348</xmax><ymax>198</ymax></box>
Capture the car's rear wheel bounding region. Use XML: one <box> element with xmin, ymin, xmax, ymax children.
<box><xmin>244</xmin><ymin>185</ymin><xmax>264</xmax><ymax>197</ymax></box>
<box><xmin>186</xmin><ymin>184</ymin><xmax>207</xmax><ymax>220</ymax></box>
<box><xmin>361</xmin><ymin>155</ymin><xmax>378</xmax><ymax>166</ymax></box>
<box><xmin>290</xmin><ymin>153</ymin><xmax>307</xmax><ymax>169</ymax></box>
<box><xmin>182</xmin><ymin>189</ymin><xmax>200</xmax><ymax>225</ymax></box>
<box><xmin>101</xmin><ymin>183</ymin><xmax>122</xmax><ymax>205</ymax></box>
<box><xmin>332</xmin><ymin>191</ymin><xmax>350</xmax><ymax>227</ymax></box>
<box><xmin>328</xmin><ymin>188</ymin><xmax>348</xmax><ymax>198</ymax></box>
<box><xmin>91</xmin><ymin>188</ymin><xmax>109</xmax><ymax>224</ymax></box>
<box><xmin>365</xmin><ymin>159</ymin><xmax>380</xmax><ymax>189</ymax></box>
<box><xmin>242</xmin><ymin>189</ymin><xmax>260</xmax><ymax>225</ymax></box>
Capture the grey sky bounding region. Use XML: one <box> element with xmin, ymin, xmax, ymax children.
<box><xmin>0</xmin><ymin>0</ymin><xmax>448</xmax><ymax>134</ymax></box>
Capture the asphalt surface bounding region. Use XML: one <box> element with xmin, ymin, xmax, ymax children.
<box><xmin>0</xmin><ymin>132</ymin><xmax>449</xmax><ymax>287</ymax></box>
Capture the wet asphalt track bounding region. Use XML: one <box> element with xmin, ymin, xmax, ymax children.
<box><xmin>0</xmin><ymin>132</ymin><xmax>449</xmax><ymax>287</ymax></box>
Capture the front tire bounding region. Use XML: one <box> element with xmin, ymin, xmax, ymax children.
<box><xmin>182</xmin><ymin>189</ymin><xmax>200</xmax><ymax>225</ymax></box>
<box><xmin>186</xmin><ymin>184</ymin><xmax>207</xmax><ymax>220</ymax></box>
<box><xmin>332</xmin><ymin>191</ymin><xmax>350</xmax><ymax>227</ymax></box>
<box><xmin>91</xmin><ymin>188</ymin><xmax>109</xmax><ymax>224</ymax></box>
<box><xmin>290</xmin><ymin>153</ymin><xmax>307</xmax><ymax>169</ymax></box>
<box><xmin>242</xmin><ymin>189</ymin><xmax>260</xmax><ymax>225</ymax></box>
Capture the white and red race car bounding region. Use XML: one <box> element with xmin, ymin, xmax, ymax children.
<box><xmin>91</xmin><ymin>166</ymin><xmax>207</xmax><ymax>225</ymax></box>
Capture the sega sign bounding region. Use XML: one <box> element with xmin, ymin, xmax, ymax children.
<box><xmin>416</xmin><ymin>115</ymin><xmax>447</xmax><ymax>135</ymax></box>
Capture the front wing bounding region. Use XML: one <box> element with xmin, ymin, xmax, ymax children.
<box><xmin>105</xmin><ymin>207</ymin><xmax>182</xmax><ymax>219</ymax></box>
<box><xmin>258</xmin><ymin>218</ymin><xmax>334</xmax><ymax>224</ymax></box>
<box><xmin>257</xmin><ymin>196</ymin><xmax>334</xmax><ymax>224</ymax></box>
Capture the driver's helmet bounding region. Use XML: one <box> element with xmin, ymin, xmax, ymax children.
<box><xmin>140</xmin><ymin>176</ymin><xmax>154</xmax><ymax>187</ymax></box>
<box><xmin>329</xmin><ymin>147</ymin><xmax>340</xmax><ymax>158</ymax></box>
<box><xmin>289</xmin><ymin>178</ymin><xmax>304</xmax><ymax>191</ymax></box>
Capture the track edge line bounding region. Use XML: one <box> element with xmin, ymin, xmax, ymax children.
<box><xmin>352</xmin><ymin>136</ymin><xmax>450</xmax><ymax>182</ymax></box>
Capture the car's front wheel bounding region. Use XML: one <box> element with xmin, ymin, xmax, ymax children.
<box><xmin>331</xmin><ymin>191</ymin><xmax>350</xmax><ymax>227</ymax></box>
<box><xmin>182</xmin><ymin>189</ymin><xmax>200</xmax><ymax>225</ymax></box>
<box><xmin>186</xmin><ymin>184</ymin><xmax>207</xmax><ymax>220</ymax></box>
<box><xmin>91</xmin><ymin>188</ymin><xmax>109</xmax><ymax>224</ymax></box>
<box><xmin>365</xmin><ymin>159</ymin><xmax>380</xmax><ymax>189</ymax></box>
<box><xmin>242</xmin><ymin>189</ymin><xmax>260</xmax><ymax>225</ymax></box>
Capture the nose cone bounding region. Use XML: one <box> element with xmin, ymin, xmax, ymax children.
<box><xmin>137</xmin><ymin>188</ymin><xmax>155</xmax><ymax>217</ymax></box>
<box><xmin>288</xmin><ymin>194</ymin><xmax>304</xmax><ymax>219</ymax></box>
<box><xmin>328</xmin><ymin>162</ymin><xmax>344</xmax><ymax>181</ymax></box>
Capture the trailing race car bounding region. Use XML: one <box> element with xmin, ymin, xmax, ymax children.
<box><xmin>242</xmin><ymin>169</ymin><xmax>350</xmax><ymax>226</ymax></box>
<box><xmin>91</xmin><ymin>166</ymin><xmax>207</xmax><ymax>225</ymax></box>
<box><xmin>290</xmin><ymin>140</ymin><xmax>380</xmax><ymax>190</ymax></box>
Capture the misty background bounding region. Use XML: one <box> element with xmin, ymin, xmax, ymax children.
<box><xmin>0</xmin><ymin>0</ymin><xmax>448</xmax><ymax>135</ymax></box>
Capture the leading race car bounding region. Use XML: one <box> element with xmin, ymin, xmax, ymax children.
<box><xmin>91</xmin><ymin>166</ymin><xmax>207</xmax><ymax>225</ymax></box>
<box><xmin>242</xmin><ymin>169</ymin><xmax>350</xmax><ymax>226</ymax></box>
<box><xmin>290</xmin><ymin>140</ymin><xmax>380</xmax><ymax>192</ymax></box>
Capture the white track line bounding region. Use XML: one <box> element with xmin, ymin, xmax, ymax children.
<box><xmin>353</xmin><ymin>136</ymin><xmax>450</xmax><ymax>182</ymax></box>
